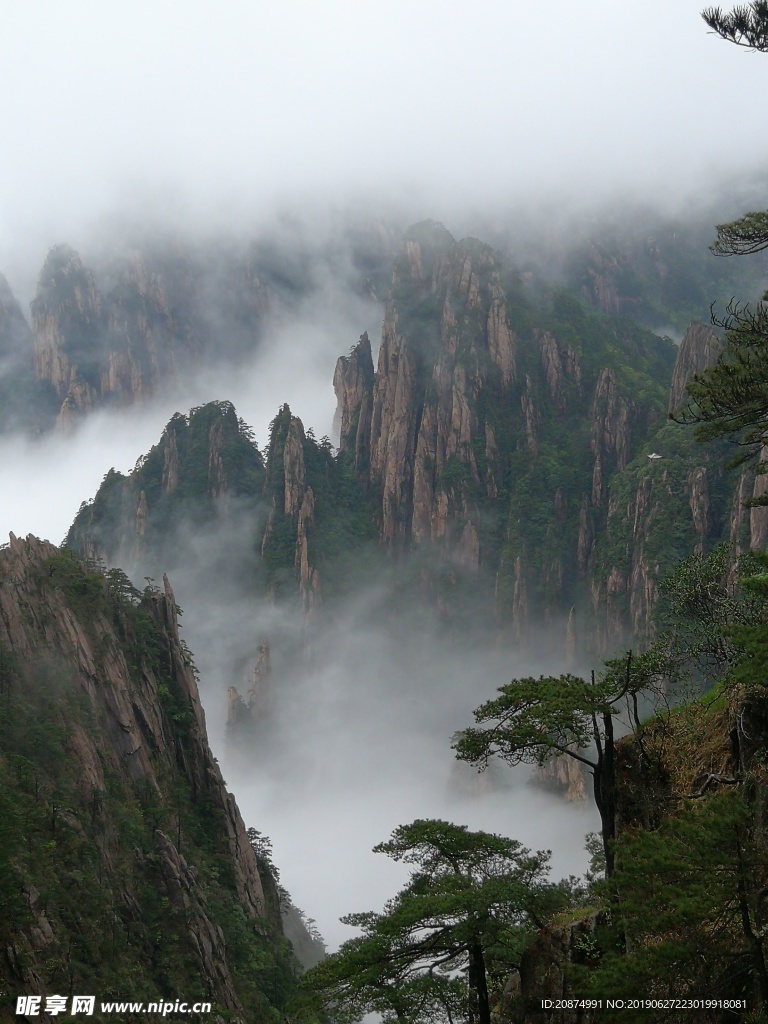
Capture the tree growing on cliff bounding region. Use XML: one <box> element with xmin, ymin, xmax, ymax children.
<box><xmin>650</xmin><ymin>544</ymin><xmax>767</xmax><ymax>690</ymax></box>
<box><xmin>453</xmin><ymin>657</ymin><xmax>652</xmax><ymax>878</ymax></box>
<box><xmin>578</xmin><ymin>789</ymin><xmax>768</xmax><ymax>1015</ymax></box>
<box><xmin>674</xmin><ymin>300</ymin><xmax>768</xmax><ymax>478</ymax></box>
<box><xmin>298</xmin><ymin>819</ymin><xmax>569</xmax><ymax>1024</ymax></box>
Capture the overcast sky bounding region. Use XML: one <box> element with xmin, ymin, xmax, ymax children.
<box><xmin>1</xmin><ymin>0</ymin><xmax>766</xmax><ymax>264</ymax></box>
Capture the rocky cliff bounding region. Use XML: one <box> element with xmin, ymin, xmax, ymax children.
<box><xmin>334</xmin><ymin>222</ymin><xmax>676</xmax><ymax>651</ymax></box>
<box><xmin>0</xmin><ymin>218</ymin><xmax>397</xmax><ymax>432</ymax></box>
<box><xmin>0</xmin><ymin>535</ymin><xmax>299</xmax><ymax>1021</ymax></box>
<box><xmin>68</xmin><ymin>400</ymin><xmax>266</xmax><ymax>570</ymax></box>
<box><xmin>3</xmin><ymin>199</ymin><xmax>763</xmax><ymax>435</ymax></box>
<box><xmin>0</xmin><ymin>272</ymin><xmax>57</xmax><ymax>433</ymax></box>
<box><xmin>502</xmin><ymin>912</ymin><xmax>609</xmax><ymax>1024</ymax></box>
<box><xmin>511</xmin><ymin>201</ymin><xmax>768</xmax><ymax>333</ymax></box>
<box><xmin>68</xmin><ymin>398</ymin><xmax>377</xmax><ymax>628</ymax></box>
<box><xmin>26</xmin><ymin>242</ymin><xmax>278</xmax><ymax>424</ymax></box>
<box><xmin>592</xmin><ymin>320</ymin><xmax>743</xmax><ymax>650</ymax></box>
<box><xmin>359</xmin><ymin>225</ymin><xmax>518</xmax><ymax>559</ymax></box>
<box><xmin>68</xmin><ymin>222</ymin><xmax>684</xmax><ymax>659</ymax></box>
<box><xmin>0</xmin><ymin>273</ymin><xmax>35</xmax><ymax>374</ymax></box>
<box><xmin>333</xmin><ymin>331</ymin><xmax>375</xmax><ymax>475</ymax></box>
<box><xmin>67</xmin><ymin>223</ymin><xmax>756</xmax><ymax>658</ymax></box>
<box><xmin>31</xmin><ymin>245</ymin><xmax>104</xmax><ymax>421</ymax></box>
<box><xmin>667</xmin><ymin>320</ymin><xmax>721</xmax><ymax>415</ymax></box>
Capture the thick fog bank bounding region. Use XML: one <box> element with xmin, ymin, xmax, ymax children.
<box><xmin>163</xmin><ymin>557</ymin><xmax>599</xmax><ymax>951</ymax></box>
<box><xmin>3</xmin><ymin>0</ymin><xmax>768</xmax><ymax>266</ymax></box>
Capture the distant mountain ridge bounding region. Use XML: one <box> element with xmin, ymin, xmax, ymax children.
<box><xmin>1</xmin><ymin>191</ymin><xmax>765</xmax><ymax>435</ymax></box>
<box><xmin>0</xmin><ymin>221</ymin><xmax>395</xmax><ymax>431</ymax></box>
<box><xmin>65</xmin><ymin>221</ymin><xmax>740</xmax><ymax>661</ymax></box>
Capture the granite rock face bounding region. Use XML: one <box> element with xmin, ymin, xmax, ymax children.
<box><xmin>333</xmin><ymin>222</ymin><xmax>677</xmax><ymax>651</ymax></box>
<box><xmin>26</xmin><ymin>242</ymin><xmax>275</xmax><ymax>424</ymax></box>
<box><xmin>333</xmin><ymin>331</ymin><xmax>375</xmax><ymax>460</ymax></box>
<box><xmin>0</xmin><ymin>534</ymin><xmax>273</xmax><ymax>1019</ymax></box>
<box><xmin>0</xmin><ymin>271</ymin><xmax>34</xmax><ymax>364</ymax></box>
<box><xmin>591</xmin><ymin>318</ymin><xmax>745</xmax><ymax>650</ymax></box>
<box><xmin>61</xmin><ymin>223</ymin><xmax>764</xmax><ymax>656</ymax></box>
<box><xmin>364</xmin><ymin>226</ymin><xmax>517</xmax><ymax>559</ymax></box>
<box><xmin>667</xmin><ymin>320</ymin><xmax>721</xmax><ymax>416</ymax></box>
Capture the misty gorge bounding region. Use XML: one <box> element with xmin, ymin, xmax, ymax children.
<box><xmin>0</xmin><ymin>193</ymin><xmax>767</xmax><ymax>1022</ymax></box>
<box><xmin>5</xmin><ymin>3</ymin><xmax>768</xmax><ymax>1019</ymax></box>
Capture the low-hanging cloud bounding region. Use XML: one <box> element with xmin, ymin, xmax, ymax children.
<box><xmin>153</xmin><ymin>537</ymin><xmax>599</xmax><ymax>953</ymax></box>
<box><xmin>2</xmin><ymin>373</ymin><xmax>599</xmax><ymax>955</ymax></box>
<box><xmin>2</xmin><ymin>0</ymin><xmax>768</xmax><ymax>284</ymax></box>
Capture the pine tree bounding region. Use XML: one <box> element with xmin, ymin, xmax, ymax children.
<box><xmin>300</xmin><ymin>820</ymin><xmax>570</xmax><ymax>1024</ymax></box>
<box><xmin>702</xmin><ymin>2</ymin><xmax>768</xmax><ymax>51</ymax></box>
<box><xmin>675</xmin><ymin>5</ymin><xmax>768</xmax><ymax>472</ymax></box>
<box><xmin>453</xmin><ymin>655</ymin><xmax>649</xmax><ymax>878</ymax></box>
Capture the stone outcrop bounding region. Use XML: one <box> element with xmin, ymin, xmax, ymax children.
<box><xmin>591</xmin><ymin>319</ymin><xmax>743</xmax><ymax>651</ymax></box>
<box><xmin>152</xmin><ymin>829</ymin><xmax>243</xmax><ymax>1010</ymax></box>
<box><xmin>283</xmin><ymin>416</ymin><xmax>308</xmax><ymax>516</ymax></box>
<box><xmin>227</xmin><ymin>640</ymin><xmax>273</xmax><ymax>739</ymax></box>
<box><xmin>333</xmin><ymin>331</ymin><xmax>374</xmax><ymax>459</ymax></box>
<box><xmin>729</xmin><ymin>469</ymin><xmax>753</xmax><ymax>564</ymax></box>
<box><xmin>589</xmin><ymin>368</ymin><xmax>634</xmax><ymax>507</ymax></box>
<box><xmin>0</xmin><ymin>535</ymin><xmax>272</xmax><ymax>1018</ymax></box>
<box><xmin>348</xmin><ymin>224</ymin><xmax>518</xmax><ymax>563</ymax></box>
<box><xmin>502</xmin><ymin>912</ymin><xmax>608</xmax><ymax>1023</ymax></box>
<box><xmin>535</xmin><ymin>749</ymin><xmax>589</xmax><ymax>802</ymax></box>
<box><xmin>0</xmin><ymin>272</ymin><xmax>54</xmax><ymax>432</ymax></box>
<box><xmin>60</xmin><ymin>221</ymin><xmax>698</xmax><ymax>656</ymax></box>
<box><xmin>593</xmin><ymin>442</ymin><xmax>738</xmax><ymax>652</ymax></box>
<box><xmin>537</xmin><ymin>329</ymin><xmax>582</xmax><ymax>413</ymax></box>
<box><xmin>162</xmin><ymin>422</ymin><xmax>181</xmax><ymax>494</ymax></box>
<box><xmin>261</xmin><ymin>405</ymin><xmax>322</xmax><ymax>609</ymax></box>
<box><xmin>582</xmin><ymin>267</ymin><xmax>622</xmax><ymax>316</ymax></box>
<box><xmin>368</xmin><ymin>305</ymin><xmax>425</xmax><ymax>548</ymax></box>
<box><xmin>688</xmin><ymin>465</ymin><xmax>710</xmax><ymax>555</ymax></box>
<box><xmin>667</xmin><ymin>320</ymin><xmax>721</xmax><ymax>415</ymax></box>
<box><xmin>0</xmin><ymin>271</ymin><xmax>34</xmax><ymax>362</ymax></box>
<box><xmin>68</xmin><ymin>401</ymin><xmax>265</xmax><ymax>569</ymax></box>
<box><xmin>565</xmin><ymin>606</ymin><xmax>578</xmax><ymax>669</ymax></box>
<box><xmin>330</xmin><ymin>222</ymin><xmax>678</xmax><ymax>648</ymax></box>
<box><xmin>594</xmin><ymin>472</ymin><xmax>660</xmax><ymax>652</ymax></box>
<box><xmin>31</xmin><ymin>246</ymin><xmax>102</xmax><ymax>424</ymax></box>
<box><xmin>295</xmin><ymin>485</ymin><xmax>320</xmax><ymax>613</ymax></box>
